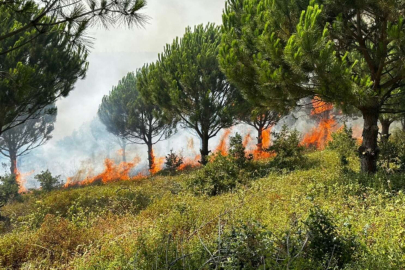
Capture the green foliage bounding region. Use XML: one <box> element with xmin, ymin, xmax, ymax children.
<box><xmin>305</xmin><ymin>207</ymin><xmax>357</xmax><ymax>269</ymax></box>
<box><xmin>220</xmin><ymin>0</ymin><xmax>405</xmax><ymax>173</ymax></box>
<box><xmin>229</xmin><ymin>133</ymin><xmax>250</xmax><ymax>167</ymax></box>
<box><xmin>0</xmin><ymin>4</ymin><xmax>88</xmax><ymax>135</ymax></box>
<box><xmin>0</xmin><ymin>174</ymin><xmax>19</xmax><ymax>205</ymax></box>
<box><xmin>268</xmin><ymin>125</ymin><xmax>306</xmax><ymax>170</ymax></box>
<box><xmin>188</xmin><ymin>154</ymin><xmax>248</xmax><ymax>196</ymax></box>
<box><xmin>328</xmin><ymin>126</ymin><xmax>358</xmax><ymax>168</ymax></box>
<box><xmin>3</xmin><ymin>151</ymin><xmax>405</xmax><ymax>269</ymax></box>
<box><xmin>139</xmin><ymin>24</ymin><xmax>244</xmax><ymax>164</ymax></box>
<box><xmin>35</xmin><ymin>170</ymin><xmax>62</xmax><ymax>192</ymax></box>
<box><xmin>165</xmin><ymin>150</ymin><xmax>184</xmax><ymax>172</ymax></box>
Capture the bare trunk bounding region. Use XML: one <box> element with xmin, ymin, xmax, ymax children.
<box><xmin>147</xmin><ymin>143</ymin><xmax>154</xmax><ymax>171</ymax></box>
<box><xmin>122</xmin><ymin>147</ymin><xmax>126</xmax><ymax>163</ymax></box>
<box><xmin>199</xmin><ymin>134</ymin><xmax>210</xmax><ymax>166</ymax></box>
<box><xmin>9</xmin><ymin>150</ymin><xmax>17</xmax><ymax>175</ymax></box>
<box><xmin>380</xmin><ymin>119</ymin><xmax>392</xmax><ymax>142</ymax></box>
<box><xmin>257</xmin><ymin>126</ymin><xmax>263</xmax><ymax>151</ymax></box>
<box><xmin>359</xmin><ymin>110</ymin><xmax>380</xmax><ymax>173</ymax></box>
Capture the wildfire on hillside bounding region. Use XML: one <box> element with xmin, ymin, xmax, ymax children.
<box><xmin>301</xmin><ymin>97</ymin><xmax>340</xmax><ymax>149</ymax></box>
<box><xmin>64</xmin><ymin>157</ymin><xmax>143</xmax><ymax>187</ymax></box>
<box><xmin>14</xmin><ymin>165</ymin><xmax>33</xmax><ymax>194</ymax></box>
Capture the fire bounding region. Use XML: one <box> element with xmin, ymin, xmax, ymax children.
<box><xmin>12</xmin><ymin>160</ymin><xmax>33</xmax><ymax>193</ymax></box>
<box><xmin>252</xmin><ymin>127</ymin><xmax>274</xmax><ymax>160</ymax></box>
<box><xmin>243</xmin><ymin>134</ymin><xmax>252</xmax><ymax>148</ymax></box>
<box><xmin>178</xmin><ymin>155</ymin><xmax>201</xmax><ymax>170</ymax></box>
<box><xmin>14</xmin><ymin>166</ymin><xmax>33</xmax><ymax>193</ymax></box>
<box><xmin>65</xmin><ymin>157</ymin><xmax>141</xmax><ymax>187</ymax></box>
<box><xmin>149</xmin><ymin>149</ymin><xmax>165</xmax><ymax>175</ymax></box>
<box><xmin>215</xmin><ymin>129</ymin><xmax>232</xmax><ymax>155</ymax></box>
<box><xmin>301</xmin><ymin>97</ymin><xmax>339</xmax><ymax>149</ymax></box>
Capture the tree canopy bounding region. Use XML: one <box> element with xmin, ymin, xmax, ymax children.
<box><xmin>220</xmin><ymin>0</ymin><xmax>405</xmax><ymax>173</ymax></box>
<box><xmin>0</xmin><ymin>0</ymin><xmax>148</xmax><ymax>55</ymax></box>
<box><xmin>140</xmin><ymin>24</ymin><xmax>244</xmax><ymax>164</ymax></box>
<box><xmin>0</xmin><ymin>5</ymin><xmax>88</xmax><ymax>136</ymax></box>
<box><xmin>0</xmin><ymin>106</ymin><xmax>56</xmax><ymax>174</ymax></box>
<box><xmin>99</xmin><ymin>72</ymin><xmax>173</xmax><ymax>170</ymax></box>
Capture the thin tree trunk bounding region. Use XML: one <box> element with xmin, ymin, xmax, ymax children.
<box><xmin>359</xmin><ymin>110</ymin><xmax>380</xmax><ymax>173</ymax></box>
<box><xmin>9</xmin><ymin>150</ymin><xmax>17</xmax><ymax>175</ymax></box>
<box><xmin>380</xmin><ymin>119</ymin><xmax>392</xmax><ymax>142</ymax></box>
<box><xmin>199</xmin><ymin>134</ymin><xmax>210</xmax><ymax>166</ymax></box>
<box><xmin>256</xmin><ymin>126</ymin><xmax>264</xmax><ymax>152</ymax></box>
<box><xmin>147</xmin><ymin>142</ymin><xmax>154</xmax><ymax>171</ymax></box>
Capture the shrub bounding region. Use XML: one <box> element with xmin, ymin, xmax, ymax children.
<box><xmin>268</xmin><ymin>125</ymin><xmax>306</xmax><ymax>170</ymax></box>
<box><xmin>328</xmin><ymin>125</ymin><xmax>358</xmax><ymax>168</ymax></box>
<box><xmin>0</xmin><ymin>174</ymin><xmax>19</xmax><ymax>205</ymax></box>
<box><xmin>229</xmin><ymin>133</ymin><xmax>251</xmax><ymax>167</ymax></box>
<box><xmin>188</xmin><ymin>154</ymin><xmax>247</xmax><ymax>196</ymax></box>
<box><xmin>35</xmin><ymin>170</ymin><xmax>62</xmax><ymax>192</ymax></box>
<box><xmin>165</xmin><ymin>150</ymin><xmax>184</xmax><ymax>172</ymax></box>
<box><xmin>305</xmin><ymin>207</ymin><xmax>357</xmax><ymax>269</ymax></box>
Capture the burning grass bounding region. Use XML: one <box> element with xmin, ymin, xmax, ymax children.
<box><xmin>3</xmin><ymin>151</ymin><xmax>405</xmax><ymax>269</ymax></box>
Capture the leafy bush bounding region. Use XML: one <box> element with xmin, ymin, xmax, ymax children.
<box><xmin>188</xmin><ymin>154</ymin><xmax>248</xmax><ymax>196</ymax></box>
<box><xmin>165</xmin><ymin>149</ymin><xmax>184</xmax><ymax>172</ymax></box>
<box><xmin>268</xmin><ymin>125</ymin><xmax>306</xmax><ymax>170</ymax></box>
<box><xmin>305</xmin><ymin>207</ymin><xmax>357</xmax><ymax>269</ymax></box>
<box><xmin>229</xmin><ymin>133</ymin><xmax>251</xmax><ymax>167</ymax></box>
<box><xmin>0</xmin><ymin>174</ymin><xmax>19</xmax><ymax>205</ymax></box>
<box><xmin>35</xmin><ymin>170</ymin><xmax>62</xmax><ymax>192</ymax></box>
<box><xmin>328</xmin><ymin>125</ymin><xmax>358</xmax><ymax>168</ymax></box>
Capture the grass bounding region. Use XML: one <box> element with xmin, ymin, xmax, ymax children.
<box><xmin>1</xmin><ymin>150</ymin><xmax>405</xmax><ymax>269</ymax></box>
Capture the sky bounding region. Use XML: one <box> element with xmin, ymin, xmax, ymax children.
<box><xmin>53</xmin><ymin>0</ymin><xmax>226</xmax><ymax>140</ymax></box>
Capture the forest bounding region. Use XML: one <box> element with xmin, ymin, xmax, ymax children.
<box><xmin>2</xmin><ymin>0</ymin><xmax>405</xmax><ymax>269</ymax></box>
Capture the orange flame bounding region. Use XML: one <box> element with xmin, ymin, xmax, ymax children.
<box><xmin>252</xmin><ymin>127</ymin><xmax>274</xmax><ymax>160</ymax></box>
<box><xmin>14</xmin><ymin>166</ymin><xmax>33</xmax><ymax>194</ymax></box>
<box><xmin>301</xmin><ymin>97</ymin><xmax>339</xmax><ymax>149</ymax></box>
<box><xmin>215</xmin><ymin>129</ymin><xmax>232</xmax><ymax>156</ymax></box>
<box><xmin>64</xmin><ymin>157</ymin><xmax>141</xmax><ymax>187</ymax></box>
<box><xmin>149</xmin><ymin>149</ymin><xmax>165</xmax><ymax>175</ymax></box>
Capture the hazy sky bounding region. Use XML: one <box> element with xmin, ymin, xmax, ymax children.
<box><xmin>53</xmin><ymin>0</ymin><xmax>226</xmax><ymax>140</ymax></box>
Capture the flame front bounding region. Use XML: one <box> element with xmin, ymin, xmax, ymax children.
<box><xmin>301</xmin><ymin>98</ymin><xmax>339</xmax><ymax>149</ymax></box>
<box><xmin>13</xmin><ymin>161</ymin><xmax>33</xmax><ymax>193</ymax></box>
<box><xmin>149</xmin><ymin>149</ymin><xmax>165</xmax><ymax>175</ymax></box>
<box><xmin>215</xmin><ymin>129</ymin><xmax>232</xmax><ymax>156</ymax></box>
<box><xmin>65</xmin><ymin>157</ymin><xmax>141</xmax><ymax>187</ymax></box>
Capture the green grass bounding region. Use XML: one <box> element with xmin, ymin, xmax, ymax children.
<box><xmin>1</xmin><ymin>150</ymin><xmax>405</xmax><ymax>269</ymax></box>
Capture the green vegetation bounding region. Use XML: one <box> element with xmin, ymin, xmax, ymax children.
<box><xmin>2</xmin><ymin>148</ymin><xmax>405</xmax><ymax>269</ymax></box>
<box><xmin>138</xmin><ymin>24</ymin><xmax>244</xmax><ymax>165</ymax></box>
<box><xmin>35</xmin><ymin>170</ymin><xmax>62</xmax><ymax>192</ymax></box>
<box><xmin>220</xmin><ymin>0</ymin><xmax>405</xmax><ymax>173</ymax></box>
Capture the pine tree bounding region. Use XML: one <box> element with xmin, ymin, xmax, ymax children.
<box><xmin>220</xmin><ymin>0</ymin><xmax>405</xmax><ymax>173</ymax></box>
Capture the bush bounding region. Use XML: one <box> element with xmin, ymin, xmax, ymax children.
<box><xmin>188</xmin><ymin>154</ymin><xmax>247</xmax><ymax>196</ymax></box>
<box><xmin>229</xmin><ymin>133</ymin><xmax>251</xmax><ymax>167</ymax></box>
<box><xmin>35</xmin><ymin>170</ymin><xmax>62</xmax><ymax>192</ymax></box>
<box><xmin>0</xmin><ymin>174</ymin><xmax>19</xmax><ymax>205</ymax></box>
<box><xmin>328</xmin><ymin>125</ymin><xmax>358</xmax><ymax>168</ymax></box>
<box><xmin>165</xmin><ymin>149</ymin><xmax>184</xmax><ymax>172</ymax></box>
<box><xmin>268</xmin><ymin>125</ymin><xmax>306</xmax><ymax>170</ymax></box>
<box><xmin>305</xmin><ymin>207</ymin><xmax>357</xmax><ymax>269</ymax></box>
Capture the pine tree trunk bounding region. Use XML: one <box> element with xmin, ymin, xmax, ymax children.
<box><xmin>147</xmin><ymin>143</ymin><xmax>154</xmax><ymax>171</ymax></box>
<box><xmin>257</xmin><ymin>126</ymin><xmax>264</xmax><ymax>151</ymax></box>
<box><xmin>380</xmin><ymin>119</ymin><xmax>392</xmax><ymax>142</ymax></box>
<box><xmin>9</xmin><ymin>150</ymin><xmax>17</xmax><ymax>175</ymax></box>
<box><xmin>199</xmin><ymin>134</ymin><xmax>210</xmax><ymax>165</ymax></box>
<box><xmin>359</xmin><ymin>110</ymin><xmax>380</xmax><ymax>173</ymax></box>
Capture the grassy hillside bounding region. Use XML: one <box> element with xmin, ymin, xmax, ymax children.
<box><xmin>1</xmin><ymin>150</ymin><xmax>405</xmax><ymax>269</ymax></box>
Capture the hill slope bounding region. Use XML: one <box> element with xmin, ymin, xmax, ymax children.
<box><xmin>1</xmin><ymin>151</ymin><xmax>405</xmax><ymax>269</ymax></box>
